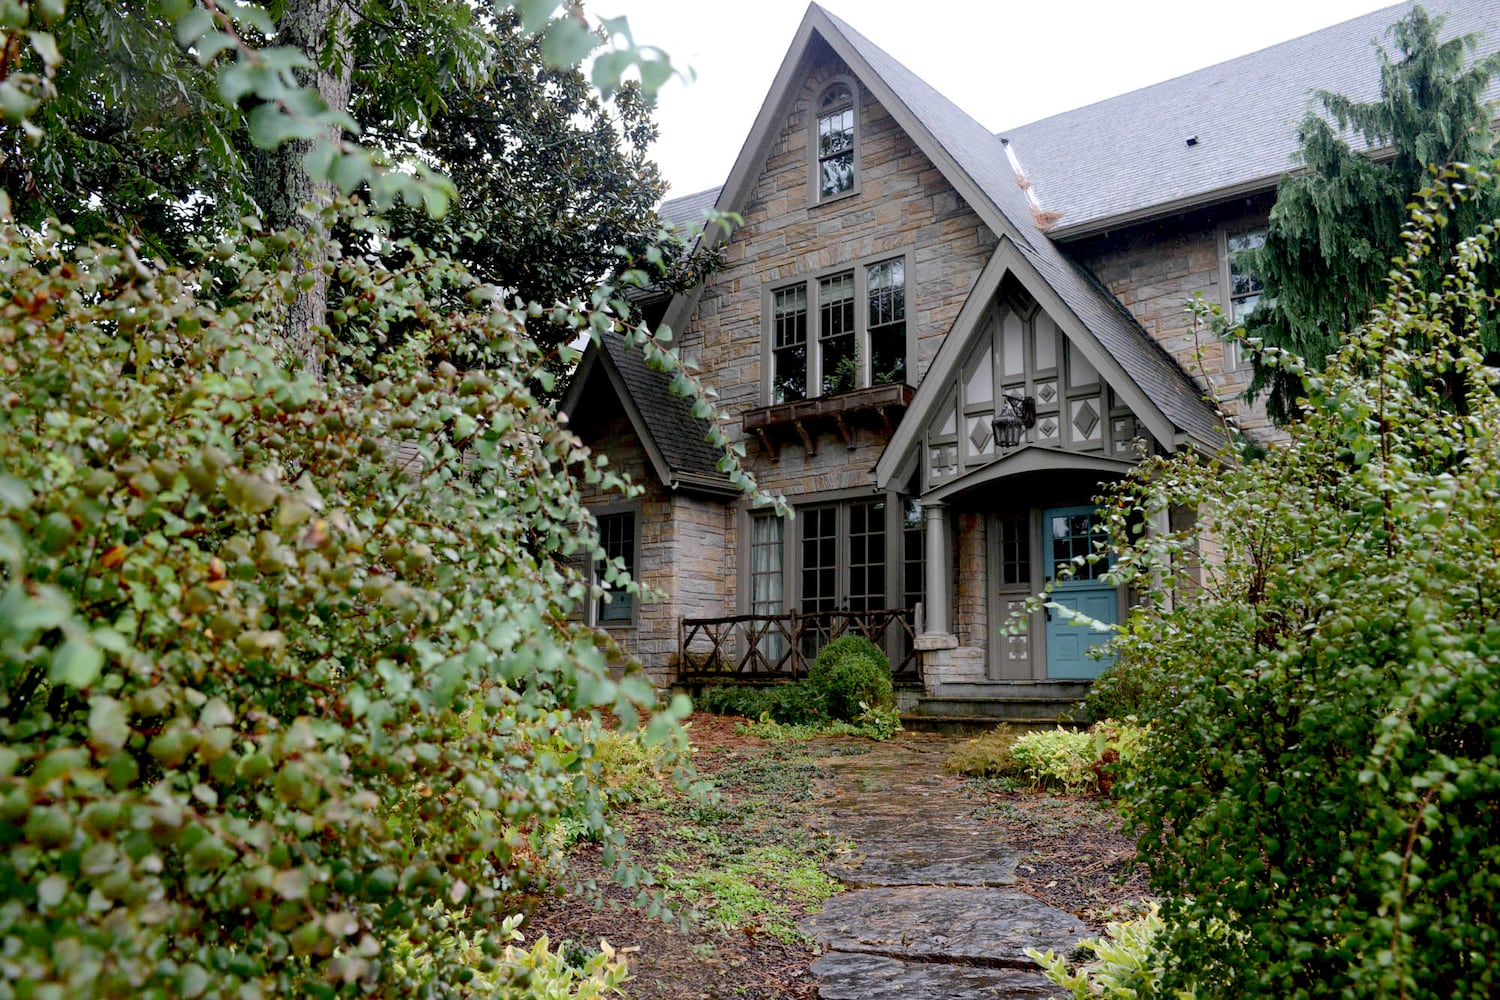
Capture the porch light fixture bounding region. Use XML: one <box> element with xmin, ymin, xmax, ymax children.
<box><xmin>991</xmin><ymin>394</ymin><xmax>1037</xmax><ymax>449</ymax></box>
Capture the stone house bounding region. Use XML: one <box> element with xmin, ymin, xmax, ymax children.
<box><xmin>560</xmin><ymin>0</ymin><xmax>1500</xmax><ymax>720</ymax></box>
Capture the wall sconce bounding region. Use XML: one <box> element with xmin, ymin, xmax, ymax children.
<box><xmin>991</xmin><ymin>394</ymin><xmax>1037</xmax><ymax>449</ymax></box>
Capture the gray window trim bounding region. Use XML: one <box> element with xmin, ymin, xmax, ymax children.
<box><xmin>760</xmin><ymin>250</ymin><xmax>914</xmax><ymax>405</ymax></box>
<box><xmin>809</xmin><ymin>75</ymin><xmax>861</xmax><ymax>207</ymax></box>
<box><xmin>589</xmin><ymin>501</ymin><xmax>641</xmax><ymax>629</ymax></box>
<box><xmin>1217</xmin><ymin>222</ymin><xmax>1268</xmax><ymax>371</ymax></box>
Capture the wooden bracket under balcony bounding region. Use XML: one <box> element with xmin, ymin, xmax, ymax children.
<box><xmin>742</xmin><ymin>383</ymin><xmax>915</xmax><ymax>461</ymax></box>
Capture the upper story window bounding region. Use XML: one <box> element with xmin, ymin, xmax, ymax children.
<box><xmin>816</xmin><ymin>81</ymin><xmax>856</xmax><ymax>201</ymax></box>
<box><xmin>1226</xmin><ymin>227</ymin><xmax>1267</xmax><ymax>324</ymax></box>
<box><xmin>1222</xmin><ymin>226</ymin><xmax>1267</xmax><ymax>368</ymax></box>
<box><xmin>770</xmin><ymin>256</ymin><xmax>908</xmax><ymax>404</ymax></box>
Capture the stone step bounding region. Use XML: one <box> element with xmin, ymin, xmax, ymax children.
<box><xmin>907</xmin><ymin>695</ymin><xmax>1086</xmax><ymax>725</ymax></box>
<box><xmin>800</xmin><ymin>886</ymin><xmax>1086</xmax><ymax>969</ymax></box>
<box><xmin>810</xmin><ymin>952</ymin><xmax>1067</xmax><ymax>999</ymax></box>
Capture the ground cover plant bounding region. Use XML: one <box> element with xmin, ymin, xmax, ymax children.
<box><xmin>523</xmin><ymin>714</ymin><xmax>845</xmax><ymax>999</ymax></box>
<box><xmin>946</xmin><ymin>722</ymin><xmax>1148</xmax><ymax>794</ymax></box>
<box><xmin>1096</xmin><ymin>171</ymin><xmax>1500</xmax><ymax>998</ymax></box>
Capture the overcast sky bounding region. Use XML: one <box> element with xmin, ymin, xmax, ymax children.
<box><xmin>613</xmin><ymin>0</ymin><xmax>1409</xmax><ymax>198</ymax></box>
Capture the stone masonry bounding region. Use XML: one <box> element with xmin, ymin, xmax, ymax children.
<box><xmin>1068</xmin><ymin>201</ymin><xmax>1282</xmax><ymax>444</ymax></box>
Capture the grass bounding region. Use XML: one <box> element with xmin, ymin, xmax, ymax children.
<box><xmin>590</xmin><ymin>737</ymin><xmax>847</xmax><ymax>946</ymax></box>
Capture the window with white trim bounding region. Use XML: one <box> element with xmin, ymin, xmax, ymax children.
<box><xmin>816</xmin><ymin>82</ymin><xmax>855</xmax><ymax>200</ymax></box>
<box><xmin>1224</xmin><ymin>227</ymin><xmax>1266</xmax><ymax>367</ymax></box>
<box><xmin>769</xmin><ymin>257</ymin><xmax>908</xmax><ymax>404</ymax></box>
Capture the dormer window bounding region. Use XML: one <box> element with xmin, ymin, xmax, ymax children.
<box><xmin>816</xmin><ymin>81</ymin><xmax>856</xmax><ymax>201</ymax></box>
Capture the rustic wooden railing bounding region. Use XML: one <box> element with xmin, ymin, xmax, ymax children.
<box><xmin>676</xmin><ymin>608</ymin><xmax>919</xmax><ymax>683</ymax></box>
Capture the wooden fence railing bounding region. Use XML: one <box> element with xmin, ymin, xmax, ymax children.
<box><xmin>676</xmin><ymin>608</ymin><xmax>919</xmax><ymax>683</ymax></box>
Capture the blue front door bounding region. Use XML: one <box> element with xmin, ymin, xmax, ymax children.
<box><xmin>1043</xmin><ymin>506</ymin><xmax>1117</xmax><ymax>679</ymax></box>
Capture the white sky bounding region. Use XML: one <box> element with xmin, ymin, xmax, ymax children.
<box><xmin>613</xmin><ymin>0</ymin><xmax>1407</xmax><ymax>198</ymax></box>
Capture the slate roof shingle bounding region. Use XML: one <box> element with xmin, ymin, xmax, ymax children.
<box><xmin>598</xmin><ymin>332</ymin><xmax>732</xmax><ymax>486</ymax></box>
<box><xmin>1000</xmin><ymin>0</ymin><xmax>1500</xmax><ymax>236</ymax></box>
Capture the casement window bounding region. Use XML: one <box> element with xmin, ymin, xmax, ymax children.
<box><xmin>1223</xmin><ymin>226</ymin><xmax>1267</xmax><ymax>367</ymax></box>
<box><xmin>768</xmin><ymin>257</ymin><xmax>909</xmax><ymax>404</ymax></box>
<box><xmin>593</xmin><ymin>510</ymin><xmax>637</xmax><ymax>625</ymax></box>
<box><xmin>1226</xmin><ymin>228</ymin><xmax>1266</xmax><ymax>323</ymax></box>
<box><xmin>815</xmin><ymin>81</ymin><xmax>856</xmax><ymax>201</ymax></box>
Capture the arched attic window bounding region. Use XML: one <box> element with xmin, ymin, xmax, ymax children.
<box><xmin>814</xmin><ymin>80</ymin><xmax>857</xmax><ymax>201</ymax></box>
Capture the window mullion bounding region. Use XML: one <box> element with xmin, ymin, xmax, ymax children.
<box><xmin>808</xmin><ymin>278</ymin><xmax>823</xmax><ymax>397</ymax></box>
<box><xmin>855</xmin><ymin>266</ymin><xmax>870</xmax><ymax>389</ymax></box>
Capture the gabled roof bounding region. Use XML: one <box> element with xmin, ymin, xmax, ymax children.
<box><xmin>661</xmin><ymin>4</ymin><xmax>1222</xmax><ymax>453</ymax></box>
<box><xmin>661</xmin><ymin>1</ymin><xmax>1500</xmax><ymax>240</ymax></box>
<box><xmin>1001</xmin><ymin>0</ymin><xmax>1500</xmax><ymax>238</ymax></box>
<box><xmin>560</xmin><ymin>333</ymin><xmax>737</xmax><ymax>498</ymax></box>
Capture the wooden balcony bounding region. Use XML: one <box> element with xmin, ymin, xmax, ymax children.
<box><xmin>742</xmin><ymin>383</ymin><xmax>914</xmax><ymax>460</ymax></box>
<box><xmin>676</xmin><ymin>608</ymin><xmax>919</xmax><ymax>685</ymax></box>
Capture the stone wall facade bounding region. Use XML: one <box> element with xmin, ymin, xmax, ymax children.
<box><xmin>1066</xmin><ymin>199</ymin><xmax>1283</xmax><ymax>444</ymax></box>
<box><xmin>574</xmin><ymin>409</ymin><xmax>731</xmax><ymax>686</ymax></box>
<box><xmin>680</xmin><ymin>51</ymin><xmax>998</xmax><ymax>480</ymax></box>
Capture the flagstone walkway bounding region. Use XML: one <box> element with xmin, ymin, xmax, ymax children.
<box><xmin>797</xmin><ymin>736</ymin><xmax>1084</xmax><ymax>998</ymax></box>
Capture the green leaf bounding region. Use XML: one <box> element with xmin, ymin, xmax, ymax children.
<box><xmin>173</xmin><ymin>7</ymin><xmax>215</xmax><ymax>47</ymax></box>
<box><xmin>541</xmin><ymin>19</ymin><xmax>596</xmax><ymax>71</ymax></box>
<box><xmin>51</xmin><ymin>636</ymin><xmax>103</xmax><ymax>688</ymax></box>
<box><xmin>25</xmin><ymin>31</ymin><xmax>60</xmax><ymax>69</ymax></box>
<box><xmin>88</xmin><ymin>697</ymin><xmax>130</xmax><ymax>753</ymax></box>
<box><xmin>247</xmin><ymin>102</ymin><xmax>321</xmax><ymax>149</ymax></box>
<box><xmin>516</xmin><ymin>0</ymin><xmax>559</xmax><ymax>34</ymax></box>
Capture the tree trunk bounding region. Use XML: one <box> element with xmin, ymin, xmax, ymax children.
<box><xmin>252</xmin><ymin>0</ymin><xmax>355</xmax><ymax>379</ymax></box>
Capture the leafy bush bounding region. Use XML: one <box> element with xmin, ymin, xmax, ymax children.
<box><xmin>696</xmin><ymin>681</ymin><xmax>828</xmax><ymax>725</ymax></box>
<box><xmin>807</xmin><ymin>638</ymin><xmax>893</xmax><ymax>721</ymax></box>
<box><xmin>809</xmin><ymin>634</ymin><xmax>890</xmax><ymax>680</ymax></box>
<box><xmin>1100</xmin><ymin>174</ymin><xmax>1500</xmax><ymax>997</ymax></box>
<box><xmin>0</xmin><ymin>210</ymin><xmax>705</xmax><ymax>995</ymax></box>
<box><xmin>946</xmin><ymin>722</ymin><xmax>1147</xmax><ymax>793</ymax></box>
<box><xmin>1029</xmin><ymin>905</ymin><xmax>1196</xmax><ymax>999</ymax></box>
<box><xmin>1083</xmin><ymin>620</ymin><xmax>1182</xmax><ymax>722</ymax></box>
<box><xmin>943</xmin><ymin>726</ymin><xmax>1023</xmax><ymax>777</ymax></box>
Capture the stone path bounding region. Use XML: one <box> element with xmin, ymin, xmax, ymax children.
<box><xmin>797</xmin><ymin>737</ymin><xmax>1085</xmax><ymax>998</ymax></box>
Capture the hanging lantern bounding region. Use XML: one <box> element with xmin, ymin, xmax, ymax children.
<box><xmin>991</xmin><ymin>394</ymin><xmax>1037</xmax><ymax>449</ymax></box>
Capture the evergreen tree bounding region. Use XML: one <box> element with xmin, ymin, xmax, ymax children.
<box><xmin>1243</xmin><ymin>5</ymin><xmax>1500</xmax><ymax>424</ymax></box>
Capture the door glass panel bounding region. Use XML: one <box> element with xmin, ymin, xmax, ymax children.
<box><xmin>801</xmin><ymin>507</ymin><xmax>839</xmax><ymax>615</ymax></box>
<box><xmin>1050</xmin><ymin>510</ymin><xmax>1108</xmax><ymax>582</ymax></box>
<box><xmin>847</xmin><ymin>500</ymin><xmax>886</xmax><ymax>613</ymax></box>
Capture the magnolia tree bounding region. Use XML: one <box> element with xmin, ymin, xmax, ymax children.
<box><xmin>1096</xmin><ymin>170</ymin><xmax>1500</xmax><ymax>999</ymax></box>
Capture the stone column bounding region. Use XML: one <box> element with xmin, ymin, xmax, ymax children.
<box><xmin>920</xmin><ymin>500</ymin><xmax>952</xmax><ymax>637</ymax></box>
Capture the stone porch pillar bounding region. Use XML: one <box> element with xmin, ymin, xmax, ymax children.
<box><xmin>916</xmin><ymin>500</ymin><xmax>956</xmax><ymax>646</ymax></box>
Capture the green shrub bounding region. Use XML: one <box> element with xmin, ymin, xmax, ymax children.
<box><xmin>1083</xmin><ymin>621</ymin><xmax>1181</xmax><ymax>722</ymax></box>
<box><xmin>1097</xmin><ymin>175</ymin><xmax>1500</xmax><ymax>997</ymax></box>
<box><xmin>0</xmin><ymin>208</ymin><xmax>715</xmax><ymax>996</ymax></box>
<box><xmin>696</xmin><ymin>685</ymin><xmax>779</xmax><ymax>719</ymax></box>
<box><xmin>696</xmin><ymin>682</ymin><xmax>828</xmax><ymax>725</ymax></box>
<box><xmin>806</xmin><ymin>637</ymin><xmax>893</xmax><ymax>721</ymax></box>
<box><xmin>815</xmin><ymin>653</ymin><xmax>893</xmax><ymax>721</ymax></box>
<box><xmin>809</xmin><ymin>634</ymin><xmax>889</xmax><ymax>682</ymax></box>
